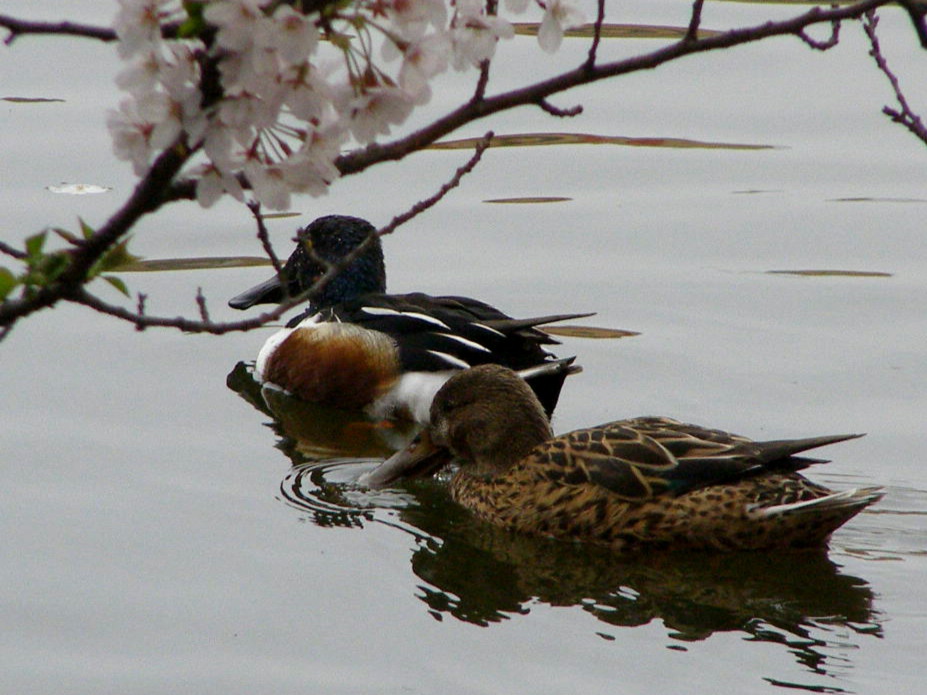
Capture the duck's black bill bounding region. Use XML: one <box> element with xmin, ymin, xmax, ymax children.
<box><xmin>228</xmin><ymin>275</ymin><xmax>286</xmax><ymax>309</ymax></box>
<box><xmin>360</xmin><ymin>431</ymin><xmax>449</xmax><ymax>489</ymax></box>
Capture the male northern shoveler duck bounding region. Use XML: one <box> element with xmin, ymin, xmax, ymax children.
<box><xmin>363</xmin><ymin>364</ymin><xmax>885</xmax><ymax>551</ymax></box>
<box><xmin>229</xmin><ymin>215</ymin><xmax>589</xmax><ymax>423</ymax></box>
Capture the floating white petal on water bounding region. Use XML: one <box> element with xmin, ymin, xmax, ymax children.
<box><xmin>46</xmin><ymin>183</ymin><xmax>113</xmax><ymax>195</ymax></box>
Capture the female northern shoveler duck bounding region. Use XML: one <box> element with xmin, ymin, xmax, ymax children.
<box><xmin>229</xmin><ymin>215</ymin><xmax>589</xmax><ymax>423</ymax></box>
<box><xmin>363</xmin><ymin>364</ymin><xmax>885</xmax><ymax>551</ymax></box>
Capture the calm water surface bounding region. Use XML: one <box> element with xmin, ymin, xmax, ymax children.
<box><xmin>2</xmin><ymin>1</ymin><xmax>925</xmax><ymax>693</ymax></box>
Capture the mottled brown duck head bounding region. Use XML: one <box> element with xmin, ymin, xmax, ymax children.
<box><xmin>362</xmin><ymin>365</ymin><xmax>554</xmax><ymax>488</ymax></box>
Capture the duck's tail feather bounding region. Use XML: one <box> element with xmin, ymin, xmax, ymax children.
<box><xmin>483</xmin><ymin>312</ymin><xmax>595</xmax><ymax>333</ymax></box>
<box><xmin>516</xmin><ymin>356</ymin><xmax>582</xmax><ymax>381</ymax></box>
<box><xmin>516</xmin><ymin>356</ymin><xmax>581</xmax><ymax>419</ymax></box>
<box><xmin>754</xmin><ymin>486</ymin><xmax>885</xmax><ymax>518</ymax></box>
<box><xmin>756</xmin><ymin>433</ymin><xmax>866</xmax><ymax>465</ymax></box>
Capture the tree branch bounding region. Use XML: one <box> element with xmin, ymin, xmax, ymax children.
<box><xmin>863</xmin><ymin>9</ymin><xmax>927</xmax><ymax>144</ymax></box>
<box><xmin>329</xmin><ymin>0</ymin><xmax>913</xmax><ymax>180</ymax></box>
<box><xmin>9</xmin><ymin>136</ymin><xmax>494</xmax><ymax>338</ymax></box>
<box><xmin>155</xmin><ymin>0</ymin><xmax>918</xmax><ymax>209</ymax></box>
<box><xmin>537</xmin><ymin>99</ymin><xmax>582</xmax><ymax>117</ymax></box>
<box><xmin>0</xmin><ymin>14</ymin><xmax>116</xmax><ymax>44</ymax></box>
<box><xmin>685</xmin><ymin>0</ymin><xmax>705</xmax><ymax>44</ymax></box>
<box><xmin>797</xmin><ymin>19</ymin><xmax>841</xmax><ymax>51</ymax></box>
<box><xmin>3</xmin><ymin>0</ymin><xmax>925</xmax><ymax>340</ymax></box>
<box><xmin>0</xmin><ymin>141</ymin><xmax>192</xmax><ymax>330</ymax></box>
<box><xmin>0</xmin><ymin>240</ymin><xmax>27</xmax><ymax>261</ymax></box>
<box><xmin>0</xmin><ymin>13</ymin><xmax>184</xmax><ymax>45</ymax></box>
<box><xmin>247</xmin><ymin>202</ymin><xmax>285</xmax><ymax>277</ymax></box>
<box><xmin>584</xmin><ymin>0</ymin><xmax>607</xmax><ymax>69</ymax></box>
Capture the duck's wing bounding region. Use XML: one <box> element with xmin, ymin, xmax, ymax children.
<box><xmin>327</xmin><ymin>292</ymin><xmax>587</xmax><ymax>372</ymax></box>
<box><xmin>534</xmin><ymin>417</ymin><xmax>864</xmax><ymax>501</ymax></box>
<box><xmin>427</xmin><ymin>294</ymin><xmax>594</xmax><ymax>348</ymax></box>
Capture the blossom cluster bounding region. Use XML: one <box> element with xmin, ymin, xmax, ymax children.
<box><xmin>108</xmin><ymin>0</ymin><xmax>585</xmax><ymax>210</ymax></box>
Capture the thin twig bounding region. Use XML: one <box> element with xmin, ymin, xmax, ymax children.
<box><xmin>797</xmin><ymin>20</ymin><xmax>841</xmax><ymax>50</ymax></box>
<box><xmin>247</xmin><ymin>201</ymin><xmax>284</xmax><ymax>277</ymax></box>
<box><xmin>0</xmin><ymin>141</ymin><xmax>192</xmax><ymax>330</ymax></box>
<box><xmin>196</xmin><ymin>287</ymin><xmax>210</xmax><ymax>322</ymax></box>
<box><xmin>584</xmin><ymin>0</ymin><xmax>607</xmax><ymax>69</ymax></box>
<box><xmin>471</xmin><ymin>0</ymin><xmax>498</xmax><ymax>102</ymax></box>
<box><xmin>537</xmin><ymin>99</ymin><xmax>582</xmax><ymax>117</ymax></box>
<box><xmin>380</xmin><ymin>131</ymin><xmax>494</xmax><ymax>237</ymax></box>
<box><xmin>863</xmin><ymin>10</ymin><xmax>927</xmax><ymax>144</ymax></box>
<box><xmin>136</xmin><ymin>293</ymin><xmax>147</xmax><ymax>331</ymax></box>
<box><xmin>685</xmin><ymin>0</ymin><xmax>705</xmax><ymax>43</ymax></box>
<box><xmin>0</xmin><ymin>240</ymin><xmax>27</xmax><ymax>260</ymax></box>
<box><xmin>72</xmin><ymin>286</ymin><xmax>287</xmax><ymax>334</ymax></box>
<box><xmin>473</xmin><ymin>60</ymin><xmax>492</xmax><ymax>103</ymax></box>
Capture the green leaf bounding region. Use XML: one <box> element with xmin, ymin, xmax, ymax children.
<box><xmin>0</xmin><ymin>266</ymin><xmax>17</xmax><ymax>301</ymax></box>
<box><xmin>24</xmin><ymin>231</ymin><xmax>47</xmax><ymax>259</ymax></box>
<box><xmin>102</xmin><ymin>275</ymin><xmax>130</xmax><ymax>297</ymax></box>
<box><xmin>79</xmin><ymin>218</ymin><xmax>95</xmax><ymax>240</ymax></box>
<box><xmin>51</xmin><ymin>227</ymin><xmax>81</xmax><ymax>245</ymax></box>
<box><xmin>178</xmin><ymin>2</ymin><xmax>206</xmax><ymax>38</ymax></box>
<box><xmin>97</xmin><ymin>238</ymin><xmax>140</xmax><ymax>273</ymax></box>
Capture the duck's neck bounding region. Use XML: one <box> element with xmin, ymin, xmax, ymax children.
<box><xmin>308</xmin><ymin>251</ymin><xmax>386</xmax><ymax>311</ymax></box>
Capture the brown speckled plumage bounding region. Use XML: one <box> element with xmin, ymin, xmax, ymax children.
<box><xmin>369</xmin><ymin>365</ymin><xmax>884</xmax><ymax>551</ymax></box>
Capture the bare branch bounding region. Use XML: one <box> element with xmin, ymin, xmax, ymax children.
<box><xmin>0</xmin><ymin>240</ymin><xmax>27</xmax><ymax>261</ymax></box>
<box><xmin>584</xmin><ymin>0</ymin><xmax>607</xmax><ymax>69</ymax></box>
<box><xmin>380</xmin><ymin>132</ymin><xmax>493</xmax><ymax>236</ymax></box>
<box><xmin>538</xmin><ymin>99</ymin><xmax>582</xmax><ymax>118</ymax></box>
<box><xmin>0</xmin><ymin>13</ymin><xmax>184</xmax><ymax>45</ymax></box>
<box><xmin>473</xmin><ymin>60</ymin><xmax>492</xmax><ymax>102</ymax></box>
<box><xmin>863</xmin><ymin>10</ymin><xmax>927</xmax><ymax>144</ymax></box>
<box><xmin>0</xmin><ymin>14</ymin><xmax>116</xmax><ymax>44</ymax></box>
<box><xmin>330</xmin><ymin>1</ymin><xmax>905</xmax><ymax>179</ymax></box>
<box><xmin>685</xmin><ymin>0</ymin><xmax>705</xmax><ymax>44</ymax></box>
<box><xmin>11</xmin><ymin>135</ymin><xmax>494</xmax><ymax>337</ymax></box>
<box><xmin>72</xmin><ymin>286</ymin><xmax>290</xmax><ymax>334</ymax></box>
<box><xmin>196</xmin><ymin>288</ymin><xmax>210</xmax><ymax>322</ymax></box>
<box><xmin>0</xmin><ymin>141</ymin><xmax>191</xmax><ymax>330</ymax></box>
<box><xmin>797</xmin><ymin>20</ymin><xmax>841</xmax><ymax>51</ymax></box>
<box><xmin>246</xmin><ymin>201</ymin><xmax>284</xmax><ymax>277</ymax></box>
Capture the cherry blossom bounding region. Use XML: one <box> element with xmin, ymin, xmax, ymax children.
<box><xmin>449</xmin><ymin>0</ymin><xmax>515</xmax><ymax>70</ymax></box>
<box><xmin>538</xmin><ymin>0</ymin><xmax>585</xmax><ymax>53</ymax></box>
<box><xmin>107</xmin><ymin>0</ymin><xmax>578</xmax><ymax>209</ymax></box>
<box><xmin>113</xmin><ymin>0</ymin><xmax>170</xmax><ymax>57</ymax></box>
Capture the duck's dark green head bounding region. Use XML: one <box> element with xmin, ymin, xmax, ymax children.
<box><xmin>229</xmin><ymin>215</ymin><xmax>386</xmax><ymax>310</ymax></box>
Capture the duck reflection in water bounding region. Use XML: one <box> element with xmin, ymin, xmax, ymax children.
<box><xmin>228</xmin><ymin>360</ymin><xmax>418</xmax><ymax>461</ymax></box>
<box><xmin>281</xmin><ymin>458</ymin><xmax>881</xmax><ymax>680</ymax></box>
